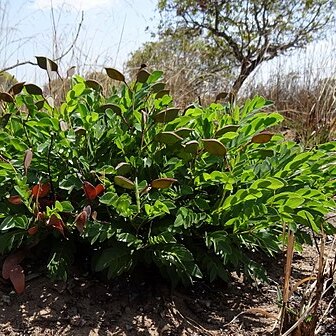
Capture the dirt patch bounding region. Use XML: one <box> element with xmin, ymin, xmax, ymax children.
<box><xmin>1</xmin><ymin>243</ymin><xmax>335</xmax><ymax>336</ymax></box>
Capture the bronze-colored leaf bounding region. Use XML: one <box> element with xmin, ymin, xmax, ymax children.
<box><xmin>27</xmin><ymin>226</ymin><xmax>38</xmax><ymax>235</ymax></box>
<box><xmin>184</xmin><ymin>140</ymin><xmax>199</xmax><ymax>154</ymax></box>
<box><xmin>153</xmin><ymin>108</ymin><xmax>179</xmax><ymax>123</ymax></box>
<box><xmin>115</xmin><ymin>162</ymin><xmax>132</xmax><ymax>175</ymax></box>
<box><xmin>35</xmin><ymin>100</ymin><xmax>44</xmax><ymax>110</ymax></box>
<box><xmin>75</xmin><ymin>210</ymin><xmax>88</xmax><ymax>234</ymax></box>
<box><xmin>155</xmin><ymin>132</ymin><xmax>183</xmax><ymax>145</ymax></box>
<box><xmin>8</xmin><ymin>82</ymin><xmax>25</xmax><ymax>95</ymax></box>
<box><xmin>86</xmin><ymin>79</ymin><xmax>102</xmax><ymax>91</ymax></box>
<box><xmin>0</xmin><ymin>113</ymin><xmax>11</xmax><ymax>128</ymax></box>
<box><xmin>47</xmin><ymin>214</ymin><xmax>65</xmax><ymax>237</ymax></box>
<box><xmin>151</xmin><ymin>178</ymin><xmax>177</xmax><ymax>189</ymax></box>
<box><xmin>251</xmin><ymin>132</ymin><xmax>274</xmax><ymax>144</ymax></box>
<box><xmin>136</xmin><ymin>69</ymin><xmax>151</xmax><ymax>83</ymax></box>
<box><xmin>31</xmin><ymin>182</ymin><xmax>50</xmax><ymax>198</ymax></box>
<box><xmin>9</xmin><ymin>265</ymin><xmax>25</xmax><ymax>294</ymax></box>
<box><xmin>35</xmin><ymin>56</ymin><xmax>58</xmax><ymax>72</ymax></box>
<box><xmin>215</xmin><ymin>92</ymin><xmax>229</xmax><ymax>102</ymax></box>
<box><xmin>203</xmin><ymin>139</ymin><xmax>227</xmax><ymax>156</ymax></box>
<box><xmin>114</xmin><ymin>176</ymin><xmax>134</xmax><ymax>190</ymax></box>
<box><xmin>216</xmin><ymin>125</ymin><xmax>239</xmax><ymax>137</ymax></box>
<box><xmin>2</xmin><ymin>251</ymin><xmax>25</xmax><ymax>279</ymax></box>
<box><xmin>0</xmin><ymin>92</ymin><xmax>14</xmax><ymax>103</ymax></box>
<box><xmin>175</xmin><ymin>128</ymin><xmax>193</xmax><ymax>138</ymax></box>
<box><xmin>24</xmin><ymin>84</ymin><xmax>43</xmax><ymax>96</ymax></box>
<box><xmin>105</xmin><ymin>68</ymin><xmax>125</xmax><ymax>82</ymax></box>
<box><xmin>8</xmin><ymin>195</ymin><xmax>22</xmax><ymax>205</ymax></box>
<box><xmin>155</xmin><ymin>90</ymin><xmax>170</xmax><ymax>99</ymax></box>
<box><xmin>23</xmin><ymin>149</ymin><xmax>33</xmax><ymax>175</ymax></box>
<box><xmin>99</xmin><ymin>103</ymin><xmax>122</xmax><ymax>116</ymax></box>
<box><xmin>151</xmin><ymin>82</ymin><xmax>165</xmax><ymax>93</ymax></box>
<box><xmin>74</xmin><ymin>127</ymin><xmax>86</xmax><ymax>136</ymax></box>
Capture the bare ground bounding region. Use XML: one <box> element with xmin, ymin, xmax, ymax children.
<box><xmin>1</xmin><ymin>243</ymin><xmax>336</xmax><ymax>336</ymax></box>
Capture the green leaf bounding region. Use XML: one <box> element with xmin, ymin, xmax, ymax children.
<box><xmin>94</xmin><ymin>243</ymin><xmax>133</xmax><ymax>278</ymax></box>
<box><xmin>0</xmin><ymin>215</ymin><xmax>29</xmax><ymax>231</ymax></box>
<box><xmin>250</xmin><ymin>177</ymin><xmax>285</xmax><ymax>190</ymax></box>
<box><xmin>60</xmin><ymin>201</ymin><xmax>74</xmax><ymax>213</ymax></box>
<box><xmin>152</xmin><ymin>243</ymin><xmax>202</xmax><ymax>285</ymax></box>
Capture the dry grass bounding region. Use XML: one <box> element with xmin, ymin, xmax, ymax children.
<box><xmin>244</xmin><ymin>40</ymin><xmax>336</xmax><ymax>146</ymax></box>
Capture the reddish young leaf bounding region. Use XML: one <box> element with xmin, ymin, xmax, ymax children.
<box><xmin>95</xmin><ymin>184</ymin><xmax>105</xmax><ymax>197</ymax></box>
<box><xmin>83</xmin><ymin>181</ymin><xmax>97</xmax><ymax>200</ymax></box>
<box><xmin>31</xmin><ymin>182</ymin><xmax>50</xmax><ymax>198</ymax></box>
<box><xmin>2</xmin><ymin>251</ymin><xmax>25</xmax><ymax>279</ymax></box>
<box><xmin>27</xmin><ymin>226</ymin><xmax>38</xmax><ymax>235</ymax></box>
<box><xmin>47</xmin><ymin>214</ymin><xmax>65</xmax><ymax>237</ymax></box>
<box><xmin>75</xmin><ymin>204</ymin><xmax>93</xmax><ymax>233</ymax></box>
<box><xmin>9</xmin><ymin>265</ymin><xmax>25</xmax><ymax>294</ymax></box>
<box><xmin>74</xmin><ymin>211</ymin><xmax>88</xmax><ymax>234</ymax></box>
<box><xmin>8</xmin><ymin>195</ymin><xmax>22</xmax><ymax>205</ymax></box>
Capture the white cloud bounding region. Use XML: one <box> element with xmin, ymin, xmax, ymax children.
<box><xmin>34</xmin><ymin>0</ymin><xmax>117</xmax><ymax>11</ymax></box>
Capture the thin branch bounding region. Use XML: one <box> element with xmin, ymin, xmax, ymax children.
<box><xmin>54</xmin><ymin>11</ymin><xmax>84</xmax><ymax>62</ymax></box>
<box><xmin>0</xmin><ymin>60</ymin><xmax>37</xmax><ymax>74</ymax></box>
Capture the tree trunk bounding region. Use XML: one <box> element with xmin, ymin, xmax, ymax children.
<box><xmin>230</xmin><ymin>59</ymin><xmax>260</xmax><ymax>100</ymax></box>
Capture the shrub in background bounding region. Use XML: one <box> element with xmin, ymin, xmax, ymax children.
<box><xmin>0</xmin><ymin>58</ymin><xmax>335</xmax><ymax>292</ymax></box>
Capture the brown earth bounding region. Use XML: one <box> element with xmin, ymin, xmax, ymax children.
<box><xmin>0</xmin><ymin>242</ymin><xmax>335</xmax><ymax>336</ymax></box>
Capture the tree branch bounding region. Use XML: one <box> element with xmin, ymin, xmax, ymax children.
<box><xmin>0</xmin><ymin>61</ymin><xmax>37</xmax><ymax>74</ymax></box>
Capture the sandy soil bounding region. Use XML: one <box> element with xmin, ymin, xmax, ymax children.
<box><xmin>1</xmin><ymin>243</ymin><xmax>335</xmax><ymax>336</ymax></box>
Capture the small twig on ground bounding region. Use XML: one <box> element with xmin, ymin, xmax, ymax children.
<box><xmin>166</xmin><ymin>300</ymin><xmax>213</xmax><ymax>336</ymax></box>
<box><xmin>223</xmin><ymin>307</ymin><xmax>278</xmax><ymax>327</ymax></box>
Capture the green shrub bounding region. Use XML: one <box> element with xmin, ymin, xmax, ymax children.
<box><xmin>0</xmin><ymin>61</ymin><xmax>335</xmax><ymax>291</ymax></box>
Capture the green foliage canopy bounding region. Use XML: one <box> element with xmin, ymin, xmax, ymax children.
<box><xmin>0</xmin><ymin>63</ymin><xmax>335</xmax><ymax>290</ymax></box>
<box><xmin>157</xmin><ymin>0</ymin><xmax>335</xmax><ymax>94</ymax></box>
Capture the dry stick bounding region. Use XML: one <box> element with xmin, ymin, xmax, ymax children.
<box><xmin>279</xmin><ymin>229</ymin><xmax>295</xmax><ymax>334</ymax></box>
<box><xmin>315</xmin><ymin>294</ymin><xmax>336</xmax><ymax>334</ymax></box>
<box><xmin>282</xmin><ymin>235</ymin><xmax>336</xmax><ymax>335</ymax></box>
<box><xmin>281</xmin><ymin>280</ymin><xmax>336</xmax><ymax>336</ymax></box>
<box><xmin>223</xmin><ymin>307</ymin><xmax>278</xmax><ymax>327</ymax></box>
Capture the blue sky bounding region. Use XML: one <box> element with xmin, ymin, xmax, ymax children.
<box><xmin>1</xmin><ymin>0</ymin><xmax>158</xmax><ymax>84</ymax></box>
<box><xmin>1</xmin><ymin>0</ymin><xmax>335</xmax><ymax>87</ymax></box>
